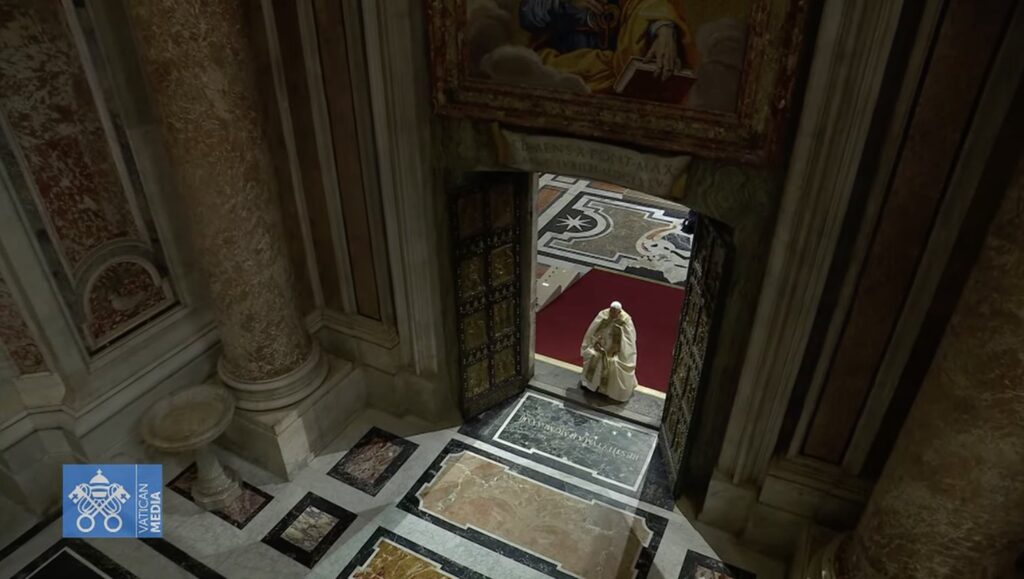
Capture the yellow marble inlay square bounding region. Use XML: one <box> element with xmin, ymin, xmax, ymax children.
<box><xmin>349</xmin><ymin>539</ymin><xmax>454</xmax><ymax>579</ymax></box>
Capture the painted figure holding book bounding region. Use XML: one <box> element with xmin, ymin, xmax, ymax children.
<box><xmin>437</xmin><ymin>0</ymin><xmax>811</xmax><ymax>160</ymax></box>
<box><xmin>518</xmin><ymin>0</ymin><xmax>700</xmax><ymax>103</ymax></box>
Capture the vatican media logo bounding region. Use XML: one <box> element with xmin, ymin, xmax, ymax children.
<box><xmin>62</xmin><ymin>464</ymin><xmax>162</xmax><ymax>539</ymax></box>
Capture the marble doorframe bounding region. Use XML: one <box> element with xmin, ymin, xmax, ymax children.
<box><xmin>359</xmin><ymin>1</ymin><xmax>459</xmax><ymax>423</ymax></box>
<box><xmin>767</xmin><ymin>3</ymin><xmax>1024</xmax><ymax>548</ymax></box>
<box><xmin>358</xmin><ymin>0</ymin><xmax>902</xmax><ymax>546</ymax></box>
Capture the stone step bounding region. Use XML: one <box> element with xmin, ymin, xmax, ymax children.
<box><xmin>536</xmin><ymin>266</ymin><xmax>586</xmax><ymax>311</ymax></box>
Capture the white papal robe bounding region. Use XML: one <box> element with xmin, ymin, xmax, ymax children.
<box><xmin>580</xmin><ymin>308</ymin><xmax>638</xmax><ymax>401</ymax></box>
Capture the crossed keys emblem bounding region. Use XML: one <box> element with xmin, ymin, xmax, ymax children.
<box><xmin>67</xmin><ymin>469</ymin><xmax>131</xmax><ymax>533</ymax></box>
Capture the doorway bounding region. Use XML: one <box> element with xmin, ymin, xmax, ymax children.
<box><xmin>450</xmin><ymin>170</ymin><xmax>731</xmax><ymax>498</ymax></box>
<box><xmin>530</xmin><ymin>172</ymin><xmax>693</xmax><ymax>428</ymax></box>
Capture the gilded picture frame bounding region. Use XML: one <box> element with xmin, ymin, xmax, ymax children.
<box><xmin>427</xmin><ymin>0</ymin><xmax>813</xmax><ymax>164</ymax></box>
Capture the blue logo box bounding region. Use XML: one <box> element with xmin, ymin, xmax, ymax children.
<box><xmin>62</xmin><ymin>464</ymin><xmax>163</xmax><ymax>539</ymax></box>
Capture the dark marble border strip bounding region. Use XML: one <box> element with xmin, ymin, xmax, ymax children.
<box><xmin>492</xmin><ymin>391</ymin><xmax>657</xmax><ymax>489</ymax></box>
<box><xmin>326</xmin><ymin>427</ymin><xmax>419</xmax><ymax>496</ymax></box>
<box><xmin>529</xmin><ymin>380</ymin><xmax>661</xmax><ymax>429</ymax></box>
<box><xmin>12</xmin><ymin>538</ymin><xmax>137</xmax><ymax>579</ymax></box>
<box><xmin>336</xmin><ymin>527</ymin><xmax>488</xmax><ymax>579</ymax></box>
<box><xmin>262</xmin><ymin>492</ymin><xmax>356</xmax><ymax>569</ymax></box>
<box><xmin>398</xmin><ymin>439</ymin><xmax>668</xmax><ymax>579</ymax></box>
<box><xmin>140</xmin><ymin>538</ymin><xmax>226</xmax><ymax>579</ymax></box>
<box><xmin>167</xmin><ymin>463</ymin><xmax>273</xmax><ymax>530</ymax></box>
<box><xmin>459</xmin><ymin>391</ymin><xmax>675</xmax><ymax>510</ymax></box>
<box><xmin>0</xmin><ymin>510</ymin><xmax>62</xmax><ymax>563</ymax></box>
<box><xmin>678</xmin><ymin>550</ymin><xmax>756</xmax><ymax>579</ymax></box>
<box><xmin>530</xmin><ymin>359</ymin><xmax>666</xmax><ymax>428</ymax></box>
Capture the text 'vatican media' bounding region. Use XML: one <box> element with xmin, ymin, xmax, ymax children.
<box><xmin>62</xmin><ymin>464</ymin><xmax>163</xmax><ymax>539</ymax></box>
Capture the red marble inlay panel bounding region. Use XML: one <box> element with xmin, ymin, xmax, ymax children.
<box><xmin>0</xmin><ymin>275</ymin><xmax>47</xmax><ymax>375</ymax></box>
<box><xmin>0</xmin><ymin>1</ymin><xmax>140</xmax><ymax>270</ymax></box>
<box><xmin>85</xmin><ymin>260</ymin><xmax>173</xmax><ymax>347</ymax></box>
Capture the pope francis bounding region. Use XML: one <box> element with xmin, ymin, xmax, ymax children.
<box><xmin>580</xmin><ymin>301</ymin><xmax>639</xmax><ymax>401</ymax></box>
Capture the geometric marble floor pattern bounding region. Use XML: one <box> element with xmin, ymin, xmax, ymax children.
<box><xmin>0</xmin><ymin>404</ymin><xmax>783</xmax><ymax>579</ymax></box>
<box><xmin>537</xmin><ymin>173</ymin><xmax>693</xmax><ymax>288</ymax></box>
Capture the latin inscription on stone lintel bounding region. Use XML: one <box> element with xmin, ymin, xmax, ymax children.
<box><xmin>493</xmin><ymin>126</ymin><xmax>690</xmax><ymax>198</ymax></box>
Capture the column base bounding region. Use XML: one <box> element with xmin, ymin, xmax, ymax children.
<box><xmin>219</xmin><ymin>342</ymin><xmax>329</xmax><ymax>412</ymax></box>
<box><xmin>219</xmin><ymin>355</ymin><xmax>364</xmax><ymax>479</ymax></box>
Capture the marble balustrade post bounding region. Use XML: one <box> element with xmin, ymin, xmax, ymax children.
<box><xmin>126</xmin><ymin>0</ymin><xmax>326</xmax><ymax>411</ymax></box>
<box><xmin>834</xmin><ymin>164</ymin><xmax>1024</xmax><ymax>577</ymax></box>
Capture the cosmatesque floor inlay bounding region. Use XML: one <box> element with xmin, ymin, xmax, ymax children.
<box><xmin>459</xmin><ymin>390</ymin><xmax>675</xmax><ymax>509</ymax></box>
<box><xmin>168</xmin><ymin>463</ymin><xmax>273</xmax><ymax>529</ymax></box>
<box><xmin>537</xmin><ymin>176</ymin><xmax>693</xmax><ymax>287</ymax></box>
<box><xmin>399</xmin><ymin>439</ymin><xmax>668</xmax><ymax>579</ymax></box>
<box><xmin>678</xmin><ymin>550</ymin><xmax>756</xmax><ymax>579</ymax></box>
<box><xmin>262</xmin><ymin>492</ymin><xmax>357</xmax><ymax>569</ymax></box>
<box><xmin>327</xmin><ymin>426</ymin><xmax>419</xmax><ymax>496</ymax></box>
<box><xmin>338</xmin><ymin>527</ymin><xmax>488</xmax><ymax>579</ymax></box>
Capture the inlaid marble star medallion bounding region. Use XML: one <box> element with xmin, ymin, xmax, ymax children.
<box><xmin>538</xmin><ymin>184</ymin><xmax>692</xmax><ymax>286</ymax></box>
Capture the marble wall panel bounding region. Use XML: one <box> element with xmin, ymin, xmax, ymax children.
<box><xmin>0</xmin><ymin>0</ymin><xmax>176</xmax><ymax>352</ymax></box>
<box><xmin>270</xmin><ymin>0</ymin><xmax>342</xmax><ymax>311</ymax></box>
<box><xmin>841</xmin><ymin>152</ymin><xmax>1024</xmax><ymax>579</ymax></box>
<box><xmin>800</xmin><ymin>0</ymin><xmax>1016</xmax><ymax>464</ymax></box>
<box><xmin>0</xmin><ymin>273</ymin><xmax>47</xmax><ymax>375</ymax></box>
<box><xmin>247</xmin><ymin>0</ymin><xmax>314</xmax><ymax>315</ymax></box>
<box><xmin>311</xmin><ymin>0</ymin><xmax>383</xmax><ymax>320</ymax></box>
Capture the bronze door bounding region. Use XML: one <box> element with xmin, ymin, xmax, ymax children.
<box><xmin>661</xmin><ymin>214</ymin><xmax>732</xmax><ymax>495</ymax></box>
<box><xmin>451</xmin><ymin>172</ymin><xmax>530</xmax><ymax>418</ymax></box>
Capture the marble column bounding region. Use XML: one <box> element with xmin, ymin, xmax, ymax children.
<box><xmin>834</xmin><ymin>164</ymin><xmax>1024</xmax><ymax>577</ymax></box>
<box><xmin>126</xmin><ymin>0</ymin><xmax>326</xmax><ymax>411</ymax></box>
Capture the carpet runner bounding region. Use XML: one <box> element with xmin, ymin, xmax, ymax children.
<box><xmin>536</xmin><ymin>268</ymin><xmax>685</xmax><ymax>393</ymax></box>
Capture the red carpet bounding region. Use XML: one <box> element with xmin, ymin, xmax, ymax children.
<box><xmin>536</xmin><ymin>268</ymin><xmax>685</xmax><ymax>392</ymax></box>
